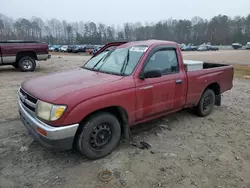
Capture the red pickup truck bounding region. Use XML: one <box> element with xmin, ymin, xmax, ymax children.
<box><xmin>0</xmin><ymin>40</ymin><xmax>51</xmax><ymax>71</ymax></box>
<box><xmin>18</xmin><ymin>40</ymin><xmax>233</xmax><ymax>159</ymax></box>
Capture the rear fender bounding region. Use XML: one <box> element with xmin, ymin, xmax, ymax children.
<box><xmin>200</xmin><ymin>82</ymin><xmax>221</xmax><ymax>106</ymax></box>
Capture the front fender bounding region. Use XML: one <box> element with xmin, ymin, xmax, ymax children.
<box><xmin>61</xmin><ymin>89</ymin><xmax>136</xmax><ymax>126</ymax></box>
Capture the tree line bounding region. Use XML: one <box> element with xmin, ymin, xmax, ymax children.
<box><xmin>0</xmin><ymin>13</ymin><xmax>250</xmax><ymax>45</ymax></box>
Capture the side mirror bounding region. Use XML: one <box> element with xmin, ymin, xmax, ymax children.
<box><xmin>143</xmin><ymin>69</ymin><xmax>162</xmax><ymax>79</ymax></box>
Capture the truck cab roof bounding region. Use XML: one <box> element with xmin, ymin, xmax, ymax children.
<box><xmin>119</xmin><ymin>39</ymin><xmax>177</xmax><ymax>48</ymax></box>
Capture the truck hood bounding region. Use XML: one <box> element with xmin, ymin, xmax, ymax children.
<box><xmin>21</xmin><ymin>68</ymin><xmax>123</xmax><ymax>102</ymax></box>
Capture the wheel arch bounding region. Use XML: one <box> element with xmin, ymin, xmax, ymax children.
<box><xmin>199</xmin><ymin>82</ymin><xmax>221</xmax><ymax>106</ymax></box>
<box><xmin>73</xmin><ymin>105</ymin><xmax>130</xmax><ymax>147</ymax></box>
<box><xmin>16</xmin><ymin>51</ymin><xmax>37</xmax><ymax>62</ymax></box>
<box><xmin>205</xmin><ymin>82</ymin><xmax>220</xmax><ymax>95</ymax></box>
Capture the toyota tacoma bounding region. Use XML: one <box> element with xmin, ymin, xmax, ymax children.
<box><xmin>18</xmin><ymin>40</ymin><xmax>234</xmax><ymax>159</ymax></box>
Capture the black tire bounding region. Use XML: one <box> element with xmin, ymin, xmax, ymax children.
<box><xmin>195</xmin><ymin>89</ymin><xmax>215</xmax><ymax>117</ymax></box>
<box><xmin>76</xmin><ymin>112</ymin><xmax>121</xmax><ymax>160</ymax></box>
<box><xmin>18</xmin><ymin>56</ymin><xmax>36</xmax><ymax>72</ymax></box>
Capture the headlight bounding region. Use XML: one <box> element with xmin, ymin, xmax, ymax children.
<box><xmin>36</xmin><ymin>101</ymin><xmax>66</xmax><ymax>121</ymax></box>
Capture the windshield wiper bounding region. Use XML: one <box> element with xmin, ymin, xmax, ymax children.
<box><xmin>91</xmin><ymin>50</ymin><xmax>114</xmax><ymax>70</ymax></box>
<box><xmin>120</xmin><ymin>49</ymin><xmax>130</xmax><ymax>75</ymax></box>
<box><xmin>91</xmin><ymin>56</ymin><xmax>105</xmax><ymax>70</ymax></box>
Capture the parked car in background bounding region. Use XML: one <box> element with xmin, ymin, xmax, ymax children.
<box><xmin>180</xmin><ymin>44</ymin><xmax>186</xmax><ymax>51</ymax></box>
<box><xmin>53</xmin><ymin>45</ymin><xmax>61</xmax><ymax>52</ymax></box>
<box><xmin>90</xmin><ymin>45</ymin><xmax>103</xmax><ymax>55</ymax></box>
<box><xmin>232</xmin><ymin>43</ymin><xmax>242</xmax><ymax>50</ymax></box>
<box><xmin>72</xmin><ymin>46</ymin><xmax>84</xmax><ymax>53</ymax></box>
<box><xmin>67</xmin><ymin>45</ymin><xmax>75</xmax><ymax>53</ymax></box>
<box><xmin>190</xmin><ymin>45</ymin><xmax>198</xmax><ymax>51</ymax></box>
<box><xmin>79</xmin><ymin>45</ymin><xmax>87</xmax><ymax>52</ymax></box>
<box><xmin>182</xmin><ymin>45</ymin><xmax>192</xmax><ymax>51</ymax></box>
<box><xmin>86</xmin><ymin>45</ymin><xmax>96</xmax><ymax>54</ymax></box>
<box><xmin>60</xmin><ymin>45</ymin><xmax>68</xmax><ymax>52</ymax></box>
<box><xmin>90</xmin><ymin>45</ymin><xmax>116</xmax><ymax>55</ymax></box>
<box><xmin>246</xmin><ymin>42</ymin><xmax>250</xmax><ymax>49</ymax></box>
<box><xmin>0</xmin><ymin>40</ymin><xmax>51</xmax><ymax>71</ymax></box>
<box><xmin>197</xmin><ymin>46</ymin><xmax>208</xmax><ymax>51</ymax></box>
<box><xmin>18</xmin><ymin>40</ymin><xmax>234</xmax><ymax>159</ymax></box>
<box><xmin>49</xmin><ymin>45</ymin><xmax>56</xmax><ymax>51</ymax></box>
<box><xmin>207</xmin><ymin>45</ymin><xmax>219</xmax><ymax>51</ymax></box>
<box><xmin>211</xmin><ymin>46</ymin><xmax>219</xmax><ymax>51</ymax></box>
<box><xmin>181</xmin><ymin>44</ymin><xmax>198</xmax><ymax>51</ymax></box>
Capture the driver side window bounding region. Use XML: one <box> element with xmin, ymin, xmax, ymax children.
<box><xmin>144</xmin><ymin>49</ymin><xmax>179</xmax><ymax>75</ymax></box>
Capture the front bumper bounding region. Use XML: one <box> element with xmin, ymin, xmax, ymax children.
<box><xmin>18</xmin><ymin>100</ymin><xmax>79</xmax><ymax>150</ymax></box>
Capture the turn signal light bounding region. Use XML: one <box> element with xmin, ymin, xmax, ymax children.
<box><xmin>36</xmin><ymin>127</ymin><xmax>47</xmax><ymax>136</ymax></box>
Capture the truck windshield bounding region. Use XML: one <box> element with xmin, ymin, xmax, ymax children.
<box><xmin>83</xmin><ymin>46</ymin><xmax>148</xmax><ymax>75</ymax></box>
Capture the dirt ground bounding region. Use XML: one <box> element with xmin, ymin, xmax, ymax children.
<box><xmin>184</xmin><ymin>50</ymin><xmax>250</xmax><ymax>65</ymax></box>
<box><xmin>0</xmin><ymin>50</ymin><xmax>250</xmax><ymax>188</ymax></box>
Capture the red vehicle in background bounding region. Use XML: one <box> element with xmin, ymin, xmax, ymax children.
<box><xmin>0</xmin><ymin>40</ymin><xmax>51</xmax><ymax>71</ymax></box>
<box><xmin>18</xmin><ymin>40</ymin><xmax>233</xmax><ymax>159</ymax></box>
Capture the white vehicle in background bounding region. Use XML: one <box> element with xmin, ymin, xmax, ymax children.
<box><xmin>232</xmin><ymin>43</ymin><xmax>242</xmax><ymax>50</ymax></box>
<box><xmin>246</xmin><ymin>42</ymin><xmax>250</xmax><ymax>49</ymax></box>
<box><xmin>60</xmin><ymin>45</ymin><xmax>68</xmax><ymax>52</ymax></box>
<box><xmin>49</xmin><ymin>46</ymin><xmax>55</xmax><ymax>51</ymax></box>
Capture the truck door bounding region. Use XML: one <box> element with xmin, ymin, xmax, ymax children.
<box><xmin>135</xmin><ymin>46</ymin><xmax>187</xmax><ymax>121</ymax></box>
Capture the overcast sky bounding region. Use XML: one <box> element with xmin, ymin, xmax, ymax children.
<box><xmin>1</xmin><ymin>0</ymin><xmax>250</xmax><ymax>25</ymax></box>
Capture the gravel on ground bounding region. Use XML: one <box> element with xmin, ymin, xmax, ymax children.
<box><xmin>0</xmin><ymin>51</ymin><xmax>249</xmax><ymax>188</ymax></box>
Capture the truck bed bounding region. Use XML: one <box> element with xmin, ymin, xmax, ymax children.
<box><xmin>203</xmin><ymin>62</ymin><xmax>228</xmax><ymax>69</ymax></box>
<box><xmin>185</xmin><ymin>62</ymin><xmax>234</xmax><ymax>107</ymax></box>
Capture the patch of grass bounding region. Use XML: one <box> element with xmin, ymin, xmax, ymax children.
<box><xmin>233</xmin><ymin>64</ymin><xmax>250</xmax><ymax>79</ymax></box>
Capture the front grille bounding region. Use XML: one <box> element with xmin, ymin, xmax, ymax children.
<box><xmin>23</xmin><ymin>101</ymin><xmax>36</xmax><ymax>111</ymax></box>
<box><xmin>20</xmin><ymin>88</ymin><xmax>37</xmax><ymax>104</ymax></box>
<box><xmin>19</xmin><ymin>88</ymin><xmax>38</xmax><ymax>112</ymax></box>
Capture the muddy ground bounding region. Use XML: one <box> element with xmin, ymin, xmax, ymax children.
<box><xmin>0</xmin><ymin>50</ymin><xmax>250</xmax><ymax>188</ymax></box>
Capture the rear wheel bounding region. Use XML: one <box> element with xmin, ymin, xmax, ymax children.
<box><xmin>18</xmin><ymin>56</ymin><xmax>36</xmax><ymax>72</ymax></box>
<box><xmin>76</xmin><ymin>112</ymin><xmax>121</xmax><ymax>160</ymax></box>
<box><xmin>195</xmin><ymin>89</ymin><xmax>215</xmax><ymax>117</ymax></box>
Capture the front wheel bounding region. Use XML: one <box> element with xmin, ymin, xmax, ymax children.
<box><xmin>75</xmin><ymin>112</ymin><xmax>121</xmax><ymax>160</ymax></box>
<box><xmin>195</xmin><ymin>89</ymin><xmax>215</xmax><ymax>117</ymax></box>
<box><xmin>18</xmin><ymin>56</ymin><xmax>36</xmax><ymax>72</ymax></box>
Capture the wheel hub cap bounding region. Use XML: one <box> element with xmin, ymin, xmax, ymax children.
<box><xmin>22</xmin><ymin>60</ymin><xmax>32</xmax><ymax>70</ymax></box>
<box><xmin>203</xmin><ymin>96</ymin><xmax>211</xmax><ymax>110</ymax></box>
<box><xmin>90</xmin><ymin>124</ymin><xmax>112</xmax><ymax>149</ymax></box>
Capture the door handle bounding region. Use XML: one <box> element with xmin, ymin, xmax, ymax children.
<box><xmin>176</xmin><ymin>79</ymin><xmax>183</xmax><ymax>84</ymax></box>
<box><xmin>139</xmin><ymin>85</ymin><xmax>153</xmax><ymax>90</ymax></box>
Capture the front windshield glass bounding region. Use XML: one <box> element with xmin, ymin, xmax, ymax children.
<box><xmin>83</xmin><ymin>46</ymin><xmax>148</xmax><ymax>75</ymax></box>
